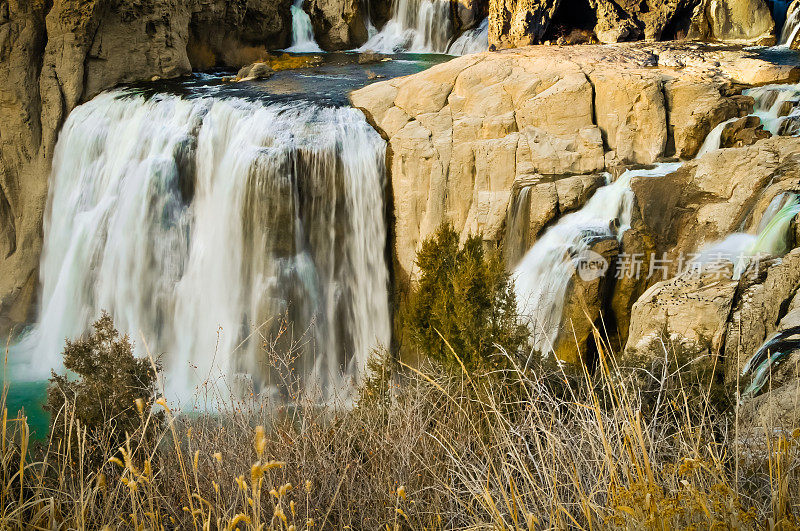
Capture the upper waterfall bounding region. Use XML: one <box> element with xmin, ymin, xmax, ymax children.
<box><xmin>287</xmin><ymin>0</ymin><xmax>323</xmax><ymax>52</ymax></box>
<box><xmin>13</xmin><ymin>91</ymin><xmax>391</xmax><ymax>404</ymax></box>
<box><xmin>361</xmin><ymin>0</ymin><xmax>487</xmax><ymax>54</ymax></box>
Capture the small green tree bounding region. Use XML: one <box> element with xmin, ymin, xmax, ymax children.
<box><xmin>405</xmin><ymin>224</ymin><xmax>528</xmax><ymax>372</ymax></box>
<box><xmin>46</xmin><ymin>313</ymin><xmax>161</xmax><ymax>463</ymax></box>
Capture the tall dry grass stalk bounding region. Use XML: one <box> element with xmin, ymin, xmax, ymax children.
<box><xmin>2</xmin><ymin>325</ymin><xmax>800</xmax><ymax>529</ymax></box>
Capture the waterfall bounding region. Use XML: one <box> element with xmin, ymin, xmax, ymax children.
<box><xmin>744</xmin><ymin>83</ymin><xmax>800</xmax><ymax>134</ymax></box>
<box><xmin>447</xmin><ymin>18</ymin><xmax>488</xmax><ymax>55</ymax></box>
<box><xmin>691</xmin><ymin>194</ymin><xmax>800</xmax><ymax>279</ymax></box>
<box><xmin>287</xmin><ymin>0</ymin><xmax>323</xmax><ymax>52</ymax></box>
<box><xmin>13</xmin><ymin>92</ymin><xmax>391</xmax><ymax>404</ymax></box>
<box><xmin>360</xmin><ymin>0</ymin><xmax>453</xmax><ymax>53</ymax></box>
<box><xmin>504</xmin><ymin>186</ymin><xmax>532</xmax><ymax>268</ymax></box>
<box><xmin>512</xmin><ymin>163</ymin><xmax>682</xmax><ymax>354</ymax></box>
<box><xmin>696</xmin><ymin>117</ymin><xmax>738</xmax><ymax>156</ymax></box>
<box><xmin>780</xmin><ymin>0</ymin><xmax>800</xmax><ymax>45</ymax></box>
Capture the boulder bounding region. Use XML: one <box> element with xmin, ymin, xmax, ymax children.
<box><xmin>307</xmin><ymin>0</ymin><xmax>369</xmax><ymax>50</ymax></box>
<box><xmin>236</xmin><ymin>62</ymin><xmax>275</xmax><ymax>81</ymax></box>
<box><xmin>589</xmin><ymin>0</ymin><xmax>641</xmax><ymax>44</ymax></box>
<box><xmin>552</xmin><ymin>236</ymin><xmax>620</xmax><ymax>365</ymax></box>
<box><xmin>719</xmin><ymin>115</ymin><xmax>771</xmax><ymax>148</ymax></box>
<box><xmin>622</xmin><ymin>268</ymin><xmax>739</xmax><ymax>374</ymax></box>
<box><xmin>688</xmin><ymin>0</ymin><xmax>776</xmax><ymax>44</ymax></box>
<box><xmin>358</xmin><ymin>50</ymin><xmax>388</xmax><ymax>64</ymax></box>
<box><xmin>488</xmin><ymin>0</ymin><xmax>561</xmax><ymax>48</ymax></box>
<box><xmin>454</xmin><ymin>0</ymin><xmax>489</xmax><ymax>32</ymax></box>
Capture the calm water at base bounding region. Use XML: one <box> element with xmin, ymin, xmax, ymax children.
<box><xmin>5</xmin><ymin>381</ymin><xmax>49</xmax><ymax>439</ymax></box>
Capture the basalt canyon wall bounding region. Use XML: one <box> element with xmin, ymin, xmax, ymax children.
<box><xmin>0</xmin><ymin>0</ymin><xmax>291</xmax><ymax>333</ymax></box>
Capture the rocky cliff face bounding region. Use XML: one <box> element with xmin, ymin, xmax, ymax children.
<box><xmin>351</xmin><ymin>42</ymin><xmax>800</xmax><ymax>373</ymax></box>
<box><xmin>306</xmin><ymin>0</ymin><xmax>368</xmax><ymax>50</ymax></box>
<box><xmin>0</xmin><ymin>0</ymin><xmax>291</xmax><ymax>335</ymax></box>
<box><xmin>351</xmin><ymin>43</ymin><xmax>798</xmax><ymax>284</ymax></box>
<box><xmin>487</xmin><ymin>0</ymin><xmax>776</xmax><ymax>47</ymax></box>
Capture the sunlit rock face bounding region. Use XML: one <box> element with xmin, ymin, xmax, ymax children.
<box><xmin>487</xmin><ymin>0</ymin><xmax>776</xmax><ymax>48</ymax></box>
<box><xmin>352</xmin><ymin>42</ymin><xmax>800</xmax><ymax>365</ymax></box>
<box><xmin>351</xmin><ymin>43</ymin><xmax>797</xmax><ymax>284</ymax></box>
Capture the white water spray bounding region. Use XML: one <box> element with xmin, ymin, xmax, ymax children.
<box><xmin>361</xmin><ymin>0</ymin><xmax>455</xmax><ymax>53</ymax></box>
<box><xmin>696</xmin><ymin>117</ymin><xmax>739</xmax><ymax>156</ymax></box>
<box><xmin>691</xmin><ymin>193</ymin><xmax>800</xmax><ymax>279</ymax></box>
<box><xmin>780</xmin><ymin>0</ymin><xmax>800</xmax><ymax>46</ymax></box>
<box><xmin>512</xmin><ymin>163</ymin><xmax>682</xmax><ymax>354</ymax></box>
<box><xmin>14</xmin><ymin>92</ymin><xmax>391</xmax><ymax>404</ymax></box>
<box><xmin>744</xmin><ymin>83</ymin><xmax>800</xmax><ymax>135</ymax></box>
<box><xmin>447</xmin><ymin>18</ymin><xmax>488</xmax><ymax>55</ymax></box>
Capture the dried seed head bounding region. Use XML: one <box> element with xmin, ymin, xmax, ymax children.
<box><xmin>254</xmin><ymin>425</ymin><xmax>267</xmax><ymax>457</ymax></box>
<box><xmin>135</xmin><ymin>398</ymin><xmax>145</xmax><ymax>415</ymax></box>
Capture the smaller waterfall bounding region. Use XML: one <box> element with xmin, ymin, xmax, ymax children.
<box><xmin>780</xmin><ymin>0</ymin><xmax>800</xmax><ymax>46</ymax></box>
<box><xmin>287</xmin><ymin>0</ymin><xmax>323</xmax><ymax>52</ymax></box>
<box><xmin>447</xmin><ymin>19</ymin><xmax>489</xmax><ymax>55</ymax></box>
<box><xmin>696</xmin><ymin>117</ymin><xmax>738</xmax><ymax>156</ymax></box>
<box><xmin>692</xmin><ymin>194</ymin><xmax>800</xmax><ymax>278</ymax></box>
<box><xmin>745</xmin><ymin>83</ymin><xmax>800</xmax><ymax>134</ymax></box>
<box><xmin>513</xmin><ymin>163</ymin><xmax>681</xmax><ymax>354</ymax></box>
<box><xmin>361</xmin><ymin>0</ymin><xmax>453</xmax><ymax>53</ymax></box>
<box><xmin>504</xmin><ymin>186</ymin><xmax>532</xmax><ymax>268</ymax></box>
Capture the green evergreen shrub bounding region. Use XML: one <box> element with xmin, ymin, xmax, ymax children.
<box><xmin>46</xmin><ymin>313</ymin><xmax>161</xmax><ymax>462</ymax></box>
<box><xmin>404</xmin><ymin>224</ymin><xmax>528</xmax><ymax>372</ymax></box>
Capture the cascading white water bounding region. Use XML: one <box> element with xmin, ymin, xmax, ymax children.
<box><xmin>780</xmin><ymin>0</ymin><xmax>800</xmax><ymax>46</ymax></box>
<box><xmin>287</xmin><ymin>0</ymin><xmax>323</xmax><ymax>52</ymax></box>
<box><xmin>513</xmin><ymin>163</ymin><xmax>682</xmax><ymax>354</ymax></box>
<box><xmin>692</xmin><ymin>194</ymin><xmax>800</xmax><ymax>279</ymax></box>
<box><xmin>361</xmin><ymin>0</ymin><xmax>454</xmax><ymax>53</ymax></box>
<box><xmin>744</xmin><ymin>83</ymin><xmax>800</xmax><ymax>134</ymax></box>
<box><xmin>13</xmin><ymin>91</ymin><xmax>391</xmax><ymax>404</ymax></box>
<box><xmin>696</xmin><ymin>117</ymin><xmax>739</xmax><ymax>156</ymax></box>
<box><xmin>447</xmin><ymin>18</ymin><xmax>488</xmax><ymax>55</ymax></box>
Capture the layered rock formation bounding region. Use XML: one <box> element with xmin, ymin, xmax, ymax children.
<box><xmin>352</xmin><ymin>42</ymin><xmax>800</xmax><ymax>370</ymax></box>
<box><xmin>0</xmin><ymin>0</ymin><xmax>291</xmax><ymax>334</ymax></box>
<box><xmin>351</xmin><ymin>43</ymin><xmax>799</xmax><ymax>284</ymax></box>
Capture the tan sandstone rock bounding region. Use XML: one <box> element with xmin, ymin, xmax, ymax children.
<box><xmin>622</xmin><ymin>268</ymin><xmax>739</xmax><ymax>372</ymax></box>
<box><xmin>351</xmin><ymin>43</ymin><xmax>799</xmax><ymax>283</ymax></box>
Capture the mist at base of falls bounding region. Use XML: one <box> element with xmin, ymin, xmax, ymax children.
<box><xmin>12</xmin><ymin>92</ymin><xmax>391</xmax><ymax>406</ymax></box>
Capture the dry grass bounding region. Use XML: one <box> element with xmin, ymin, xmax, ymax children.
<box><xmin>2</xmin><ymin>326</ymin><xmax>800</xmax><ymax>530</ymax></box>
